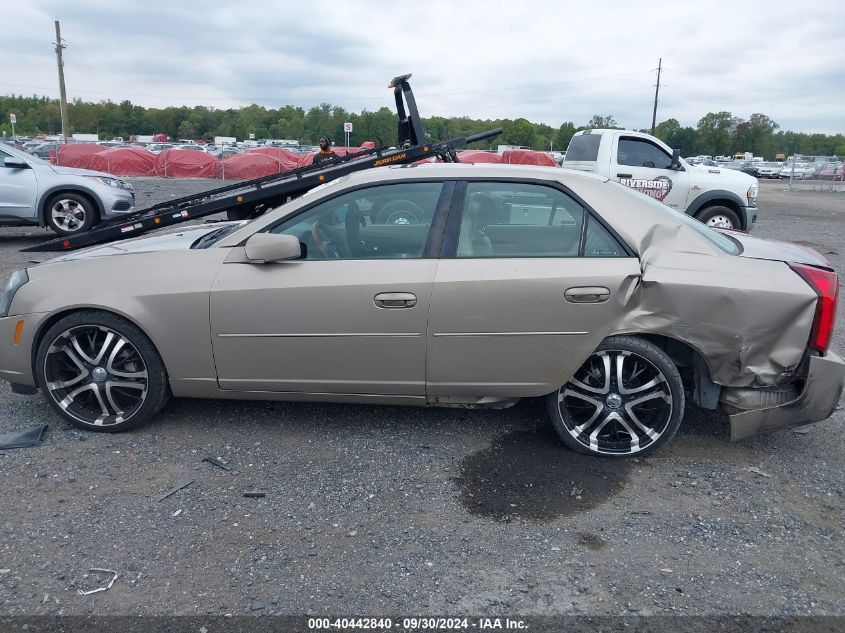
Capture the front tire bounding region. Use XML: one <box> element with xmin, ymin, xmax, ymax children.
<box><xmin>36</xmin><ymin>311</ymin><xmax>170</xmax><ymax>432</ymax></box>
<box><xmin>546</xmin><ymin>336</ymin><xmax>684</xmax><ymax>457</ymax></box>
<box><xmin>46</xmin><ymin>193</ymin><xmax>98</xmax><ymax>235</ymax></box>
<box><xmin>695</xmin><ymin>205</ymin><xmax>741</xmax><ymax>230</ymax></box>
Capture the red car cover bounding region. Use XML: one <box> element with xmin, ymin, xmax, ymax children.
<box><xmin>55</xmin><ymin>144</ymin><xmax>106</xmax><ymax>170</ymax></box>
<box><xmin>220</xmin><ymin>153</ymin><xmax>283</xmax><ymax>180</ymax></box>
<box><xmin>501</xmin><ymin>149</ymin><xmax>557</xmax><ymax>166</ymax></box>
<box><xmin>247</xmin><ymin>147</ymin><xmax>301</xmax><ymax>171</ymax></box>
<box><xmin>456</xmin><ymin>150</ymin><xmax>502</xmax><ymax>164</ymax></box>
<box><xmin>153</xmin><ymin>149</ymin><xmax>220</xmax><ymax>178</ymax></box>
<box><xmin>90</xmin><ymin>147</ymin><xmax>156</xmax><ymax>176</ymax></box>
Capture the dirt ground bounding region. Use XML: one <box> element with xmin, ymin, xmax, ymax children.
<box><xmin>0</xmin><ymin>178</ymin><xmax>842</xmax><ymax>619</ymax></box>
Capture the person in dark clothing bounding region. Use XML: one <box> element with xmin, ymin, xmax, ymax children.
<box><xmin>313</xmin><ymin>135</ymin><xmax>337</xmax><ymax>165</ymax></box>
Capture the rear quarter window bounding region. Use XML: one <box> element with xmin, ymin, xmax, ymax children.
<box><xmin>564</xmin><ymin>134</ymin><xmax>601</xmax><ymax>162</ymax></box>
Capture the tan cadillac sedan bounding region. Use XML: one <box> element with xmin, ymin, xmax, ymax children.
<box><xmin>0</xmin><ymin>164</ymin><xmax>841</xmax><ymax>457</ymax></box>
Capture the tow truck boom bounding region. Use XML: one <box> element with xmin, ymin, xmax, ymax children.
<box><xmin>24</xmin><ymin>75</ymin><xmax>501</xmax><ymax>253</ymax></box>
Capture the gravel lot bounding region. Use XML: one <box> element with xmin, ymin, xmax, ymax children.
<box><xmin>0</xmin><ymin>178</ymin><xmax>843</xmax><ymax>618</ymax></box>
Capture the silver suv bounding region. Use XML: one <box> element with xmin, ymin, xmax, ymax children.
<box><xmin>0</xmin><ymin>144</ymin><xmax>135</xmax><ymax>235</ymax></box>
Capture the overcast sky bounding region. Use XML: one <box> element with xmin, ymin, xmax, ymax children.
<box><xmin>3</xmin><ymin>0</ymin><xmax>844</xmax><ymax>134</ymax></box>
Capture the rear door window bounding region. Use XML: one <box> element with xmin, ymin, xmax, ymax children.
<box><xmin>452</xmin><ymin>181</ymin><xmax>628</xmax><ymax>258</ymax></box>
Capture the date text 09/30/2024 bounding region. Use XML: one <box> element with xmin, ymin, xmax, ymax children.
<box><xmin>307</xmin><ymin>617</ymin><xmax>528</xmax><ymax>630</ymax></box>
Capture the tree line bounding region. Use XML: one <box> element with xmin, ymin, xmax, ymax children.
<box><xmin>1</xmin><ymin>94</ymin><xmax>842</xmax><ymax>159</ymax></box>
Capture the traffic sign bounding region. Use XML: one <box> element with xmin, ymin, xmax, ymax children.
<box><xmin>343</xmin><ymin>122</ymin><xmax>353</xmax><ymax>133</ymax></box>
<box><xmin>9</xmin><ymin>113</ymin><xmax>16</xmax><ymax>124</ymax></box>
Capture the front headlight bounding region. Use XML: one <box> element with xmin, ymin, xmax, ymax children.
<box><xmin>747</xmin><ymin>184</ymin><xmax>759</xmax><ymax>206</ymax></box>
<box><xmin>86</xmin><ymin>175</ymin><xmax>132</xmax><ymax>191</ymax></box>
<box><xmin>0</xmin><ymin>269</ymin><xmax>29</xmax><ymax>318</ymax></box>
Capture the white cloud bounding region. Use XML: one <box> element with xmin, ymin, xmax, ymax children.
<box><xmin>2</xmin><ymin>0</ymin><xmax>843</xmax><ymax>133</ymax></box>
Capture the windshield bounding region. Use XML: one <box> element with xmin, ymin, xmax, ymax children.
<box><xmin>190</xmin><ymin>222</ymin><xmax>247</xmax><ymax>249</ymax></box>
<box><xmin>2</xmin><ymin>143</ymin><xmax>48</xmax><ymax>165</ymax></box>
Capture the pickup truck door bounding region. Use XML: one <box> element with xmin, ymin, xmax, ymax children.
<box><xmin>611</xmin><ymin>136</ymin><xmax>690</xmax><ymax>211</ymax></box>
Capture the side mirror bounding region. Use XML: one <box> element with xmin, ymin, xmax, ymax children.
<box><xmin>4</xmin><ymin>156</ymin><xmax>29</xmax><ymax>169</ymax></box>
<box><xmin>670</xmin><ymin>149</ymin><xmax>682</xmax><ymax>170</ymax></box>
<box><xmin>244</xmin><ymin>233</ymin><xmax>302</xmax><ymax>263</ymax></box>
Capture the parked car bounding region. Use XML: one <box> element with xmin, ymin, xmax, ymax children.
<box><xmin>172</xmin><ymin>144</ymin><xmax>207</xmax><ymax>152</ymax></box>
<box><xmin>0</xmin><ymin>164</ymin><xmax>840</xmax><ymax>457</ymax></box>
<box><xmin>29</xmin><ymin>142</ymin><xmax>58</xmax><ymax>159</ymax></box>
<box><xmin>0</xmin><ymin>143</ymin><xmax>135</xmax><ymax>235</ymax></box>
<box><xmin>818</xmin><ymin>164</ymin><xmax>843</xmax><ymax>180</ymax></box>
<box><xmin>779</xmin><ymin>163</ymin><xmax>815</xmax><ymax>179</ymax></box>
<box><xmin>725</xmin><ymin>161</ymin><xmax>759</xmax><ymax>177</ymax></box>
<box><xmin>756</xmin><ymin>162</ymin><xmax>783</xmax><ymax>179</ymax></box>
<box><xmin>208</xmin><ymin>146</ymin><xmax>241</xmax><ymax>159</ymax></box>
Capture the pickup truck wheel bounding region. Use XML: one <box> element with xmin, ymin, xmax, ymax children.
<box><xmin>695</xmin><ymin>205</ymin><xmax>740</xmax><ymax>230</ymax></box>
<box><xmin>46</xmin><ymin>193</ymin><xmax>98</xmax><ymax>235</ymax></box>
<box><xmin>546</xmin><ymin>336</ymin><xmax>684</xmax><ymax>457</ymax></box>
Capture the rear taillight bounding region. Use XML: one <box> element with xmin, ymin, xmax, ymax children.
<box><xmin>789</xmin><ymin>263</ymin><xmax>839</xmax><ymax>354</ymax></box>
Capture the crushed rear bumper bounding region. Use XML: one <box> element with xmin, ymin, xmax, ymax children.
<box><xmin>722</xmin><ymin>351</ymin><xmax>845</xmax><ymax>441</ymax></box>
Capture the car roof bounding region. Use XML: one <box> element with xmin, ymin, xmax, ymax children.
<box><xmin>336</xmin><ymin>162</ymin><xmax>610</xmax><ymax>187</ymax></box>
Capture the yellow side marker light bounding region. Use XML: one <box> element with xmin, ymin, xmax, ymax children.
<box><xmin>237</xmin><ymin>195</ymin><xmax>244</xmax><ymax>203</ymax></box>
<box><xmin>13</xmin><ymin>320</ymin><xmax>24</xmax><ymax>345</ymax></box>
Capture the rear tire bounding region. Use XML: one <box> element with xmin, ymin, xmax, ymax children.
<box><xmin>36</xmin><ymin>310</ymin><xmax>170</xmax><ymax>432</ymax></box>
<box><xmin>546</xmin><ymin>335</ymin><xmax>684</xmax><ymax>457</ymax></box>
<box><xmin>45</xmin><ymin>192</ymin><xmax>98</xmax><ymax>235</ymax></box>
<box><xmin>695</xmin><ymin>205</ymin><xmax>741</xmax><ymax>230</ymax></box>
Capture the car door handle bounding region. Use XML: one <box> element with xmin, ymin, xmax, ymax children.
<box><xmin>374</xmin><ymin>292</ymin><xmax>417</xmax><ymax>309</ymax></box>
<box><xmin>616</xmin><ymin>173</ymin><xmax>633</xmax><ymax>178</ymax></box>
<box><xmin>564</xmin><ymin>286</ymin><xmax>610</xmax><ymax>303</ymax></box>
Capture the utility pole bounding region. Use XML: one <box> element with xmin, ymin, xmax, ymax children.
<box><xmin>650</xmin><ymin>57</ymin><xmax>662</xmax><ymax>135</ymax></box>
<box><xmin>54</xmin><ymin>20</ymin><xmax>69</xmax><ymax>142</ymax></box>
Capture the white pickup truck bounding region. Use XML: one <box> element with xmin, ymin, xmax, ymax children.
<box><xmin>563</xmin><ymin>129</ymin><xmax>758</xmax><ymax>231</ymax></box>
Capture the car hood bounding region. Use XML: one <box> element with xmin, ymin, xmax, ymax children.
<box><xmin>722</xmin><ymin>231</ymin><xmax>832</xmax><ymax>268</ymax></box>
<box><xmin>41</xmin><ymin>222</ymin><xmax>240</xmax><ymax>262</ymax></box>
<box><xmin>691</xmin><ymin>163</ymin><xmax>756</xmax><ymax>185</ymax></box>
<box><xmin>48</xmin><ymin>165</ymin><xmax>117</xmax><ymax>179</ymax></box>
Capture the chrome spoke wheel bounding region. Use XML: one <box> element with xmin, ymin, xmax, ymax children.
<box><xmin>43</xmin><ymin>325</ymin><xmax>148</xmax><ymax>426</ymax></box>
<box><xmin>557</xmin><ymin>349</ymin><xmax>674</xmax><ymax>455</ymax></box>
<box><xmin>50</xmin><ymin>199</ymin><xmax>87</xmax><ymax>232</ymax></box>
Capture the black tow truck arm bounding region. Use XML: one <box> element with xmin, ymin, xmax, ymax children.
<box><xmin>24</xmin><ymin>74</ymin><xmax>501</xmax><ymax>253</ymax></box>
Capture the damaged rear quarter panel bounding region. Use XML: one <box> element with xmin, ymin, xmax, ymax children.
<box><xmin>608</xmin><ymin>223</ymin><xmax>817</xmax><ymax>387</ymax></box>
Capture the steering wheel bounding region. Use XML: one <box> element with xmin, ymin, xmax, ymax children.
<box><xmin>311</xmin><ymin>221</ymin><xmax>343</xmax><ymax>259</ymax></box>
<box><xmin>376</xmin><ymin>199</ymin><xmax>425</xmax><ymax>225</ymax></box>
